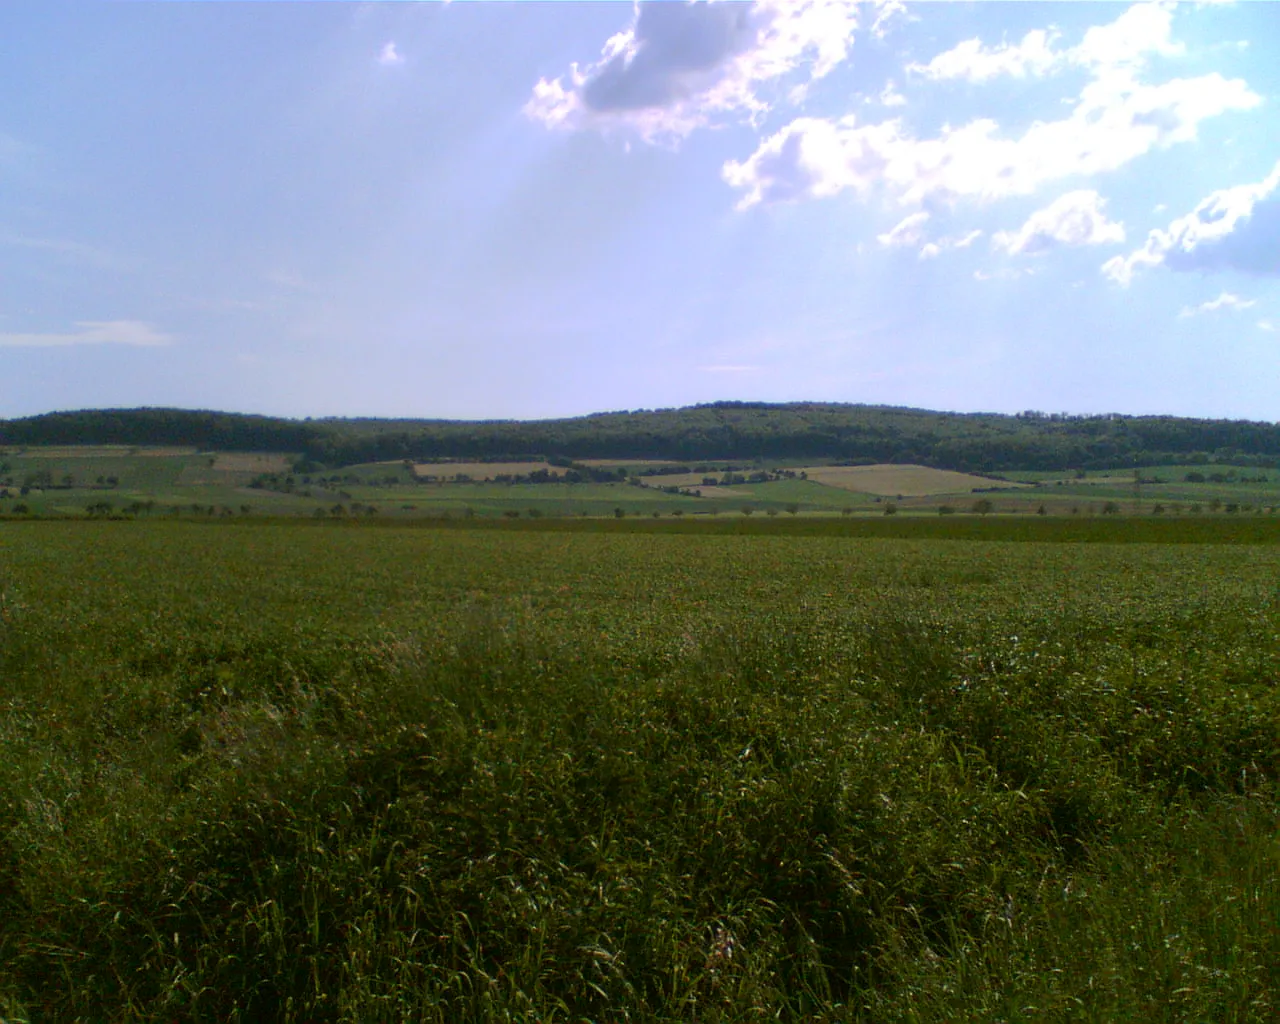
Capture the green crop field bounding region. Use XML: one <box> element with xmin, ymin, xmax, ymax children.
<box><xmin>1</xmin><ymin>518</ymin><xmax>1277</xmax><ymax>1022</ymax></box>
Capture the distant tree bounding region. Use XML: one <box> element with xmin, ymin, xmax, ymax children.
<box><xmin>883</xmin><ymin>502</ymin><xmax>897</xmax><ymax>516</ymax></box>
<box><xmin>614</xmin><ymin>507</ymin><xmax>625</xmax><ymax>518</ymax></box>
<box><xmin>786</xmin><ymin>503</ymin><xmax>800</xmax><ymax>516</ymax></box>
<box><xmin>971</xmin><ymin>498</ymin><xmax>994</xmax><ymax>515</ymax></box>
<box><xmin>1102</xmin><ymin>501</ymin><xmax>1121</xmax><ymax>515</ymax></box>
<box><xmin>1037</xmin><ymin>504</ymin><xmax>1047</xmax><ymax>515</ymax></box>
<box><xmin>938</xmin><ymin>505</ymin><xmax>955</xmax><ymax>515</ymax></box>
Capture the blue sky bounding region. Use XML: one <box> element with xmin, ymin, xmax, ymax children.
<box><xmin>2</xmin><ymin>1</ymin><xmax>1278</xmax><ymax>422</ymax></box>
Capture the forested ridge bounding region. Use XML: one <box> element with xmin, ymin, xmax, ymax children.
<box><xmin>3</xmin><ymin>403</ymin><xmax>1280</xmax><ymax>472</ymax></box>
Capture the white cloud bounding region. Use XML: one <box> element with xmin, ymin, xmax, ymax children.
<box><xmin>868</xmin><ymin>0</ymin><xmax>910</xmax><ymax>41</ymax></box>
<box><xmin>878</xmin><ymin>80</ymin><xmax>906</xmax><ymax>107</ymax></box>
<box><xmin>1103</xmin><ymin>161</ymin><xmax>1280</xmax><ymax>285</ymax></box>
<box><xmin>1259</xmin><ymin>320</ymin><xmax>1276</xmax><ymax>333</ymax></box>
<box><xmin>1178</xmin><ymin>291</ymin><xmax>1256</xmax><ymax>317</ymax></box>
<box><xmin>877</xmin><ymin>210</ymin><xmax>929</xmax><ymax>248</ymax></box>
<box><xmin>919</xmin><ymin>229</ymin><xmax>983</xmax><ymax>260</ymax></box>
<box><xmin>1072</xmin><ymin>3</ymin><xmax>1184</xmax><ymax>72</ymax></box>
<box><xmin>994</xmin><ymin>190</ymin><xmax>1125</xmax><ymax>255</ymax></box>
<box><xmin>377</xmin><ymin>42</ymin><xmax>404</xmax><ymax>67</ymax></box>
<box><xmin>910</xmin><ymin>5</ymin><xmax>1184</xmax><ymax>84</ymax></box>
<box><xmin>525</xmin><ymin>0</ymin><xmax>858</xmax><ymax>142</ymax></box>
<box><xmin>910</xmin><ymin>28</ymin><xmax>1060</xmax><ymax>82</ymax></box>
<box><xmin>724</xmin><ymin>66</ymin><xmax>1257</xmax><ymax>208</ymax></box>
<box><xmin>0</xmin><ymin>320</ymin><xmax>171</xmax><ymax>348</ymax></box>
<box><xmin>729</xmin><ymin>2</ymin><xmax>1258</xmax><ymax>209</ymax></box>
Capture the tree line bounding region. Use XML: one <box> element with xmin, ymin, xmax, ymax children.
<box><xmin>4</xmin><ymin>403</ymin><xmax>1280</xmax><ymax>473</ymax></box>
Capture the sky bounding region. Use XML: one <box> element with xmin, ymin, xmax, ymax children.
<box><xmin>2</xmin><ymin>1</ymin><xmax>1278</xmax><ymax>423</ymax></box>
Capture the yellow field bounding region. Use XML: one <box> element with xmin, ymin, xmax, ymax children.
<box><xmin>211</xmin><ymin>453</ymin><xmax>293</xmax><ymax>473</ymax></box>
<box><xmin>412</xmin><ymin>461</ymin><xmax>567</xmax><ymax>480</ymax></box>
<box><xmin>799</xmin><ymin>464</ymin><xmax>1028</xmax><ymax>497</ymax></box>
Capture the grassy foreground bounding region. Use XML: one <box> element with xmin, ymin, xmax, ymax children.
<box><xmin>1</xmin><ymin>520</ymin><xmax>1277</xmax><ymax>1021</ymax></box>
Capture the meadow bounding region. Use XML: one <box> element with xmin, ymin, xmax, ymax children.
<box><xmin>0</xmin><ymin>516</ymin><xmax>1276</xmax><ymax>1022</ymax></box>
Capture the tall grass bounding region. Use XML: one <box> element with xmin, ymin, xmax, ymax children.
<box><xmin>0</xmin><ymin>522</ymin><xmax>1276</xmax><ymax>1021</ymax></box>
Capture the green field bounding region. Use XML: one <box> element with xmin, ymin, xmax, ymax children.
<box><xmin>1</xmin><ymin>517</ymin><xmax>1276</xmax><ymax>1021</ymax></box>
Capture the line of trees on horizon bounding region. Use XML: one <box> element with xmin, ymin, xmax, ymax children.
<box><xmin>4</xmin><ymin>403</ymin><xmax>1280</xmax><ymax>474</ymax></box>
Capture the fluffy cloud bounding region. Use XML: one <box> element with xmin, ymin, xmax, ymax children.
<box><xmin>723</xmin><ymin>68</ymin><xmax>1257</xmax><ymax>208</ymax></box>
<box><xmin>994</xmin><ymin>191</ymin><xmax>1125</xmax><ymax>255</ymax></box>
<box><xmin>1072</xmin><ymin>3</ymin><xmax>1185</xmax><ymax>72</ymax></box>
<box><xmin>909</xmin><ymin>29</ymin><xmax>1059</xmax><ymax>82</ymax></box>
<box><xmin>727</xmin><ymin>3</ymin><xmax>1257</xmax><ymax>210</ymax></box>
<box><xmin>1103</xmin><ymin>161</ymin><xmax>1280</xmax><ymax>285</ymax></box>
<box><xmin>377</xmin><ymin>42</ymin><xmax>404</xmax><ymax>67</ymax></box>
<box><xmin>525</xmin><ymin>0</ymin><xmax>858</xmax><ymax>141</ymax></box>
<box><xmin>867</xmin><ymin>0</ymin><xmax>910</xmax><ymax>42</ymax></box>
<box><xmin>910</xmin><ymin>4</ymin><xmax>1183</xmax><ymax>83</ymax></box>
<box><xmin>877</xmin><ymin>211</ymin><xmax>929</xmax><ymax>248</ymax></box>
<box><xmin>1178</xmin><ymin>291</ymin><xmax>1256</xmax><ymax>317</ymax></box>
<box><xmin>0</xmin><ymin>320</ymin><xmax>171</xmax><ymax>348</ymax></box>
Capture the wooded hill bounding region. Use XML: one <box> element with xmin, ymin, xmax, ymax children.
<box><xmin>3</xmin><ymin>404</ymin><xmax>1279</xmax><ymax>473</ymax></box>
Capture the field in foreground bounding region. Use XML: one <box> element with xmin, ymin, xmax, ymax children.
<box><xmin>0</xmin><ymin>520</ymin><xmax>1277</xmax><ymax>1022</ymax></box>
